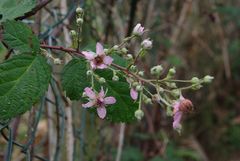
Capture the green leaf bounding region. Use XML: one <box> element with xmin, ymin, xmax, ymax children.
<box><xmin>112</xmin><ymin>53</ymin><xmax>128</xmax><ymax>67</ymax></box>
<box><xmin>95</xmin><ymin>69</ymin><xmax>138</xmax><ymax>123</ymax></box>
<box><xmin>0</xmin><ymin>54</ymin><xmax>51</xmax><ymax>120</ymax></box>
<box><xmin>3</xmin><ymin>20</ymin><xmax>40</xmax><ymax>53</ymax></box>
<box><xmin>61</xmin><ymin>58</ymin><xmax>91</xmax><ymax>100</ymax></box>
<box><xmin>62</xmin><ymin>58</ymin><xmax>138</xmax><ymax>122</ymax></box>
<box><xmin>0</xmin><ymin>0</ymin><xmax>36</xmax><ymax>23</ymax></box>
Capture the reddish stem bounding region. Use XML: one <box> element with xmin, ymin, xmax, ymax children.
<box><xmin>40</xmin><ymin>44</ymin><xmax>150</xmax><ymax>84</ymax></box>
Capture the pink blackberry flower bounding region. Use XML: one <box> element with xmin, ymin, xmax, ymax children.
<box><xmin>82</xmin><ymin>87</ymin><xmax>116</xmax><ymax>119</ymax></box>
<box><xmin>173</xmin><ymin>96</ymin><xmax>193</xmax><ymax>133</ymax></box>
<box><xmin>82</xmin><ymin>43</ymin><xmax>113</xmax><ymax>69</ymax></box>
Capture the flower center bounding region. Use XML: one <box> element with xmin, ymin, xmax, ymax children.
<box><xmin>94</xmin><ymin>56</ymin><xmax>103</xmax><ymax>65</ymax></box>
<box><xmin>179</xmin><ymin>99</ymin><xmax>193</xmax><ymax>112</ymax></box>
<box><xmin>96</xmin><ymin>98</ymin><xmax>104</xmax><ymax>107</ymax></box>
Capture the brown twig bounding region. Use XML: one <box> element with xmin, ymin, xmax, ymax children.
<box><xmin>16</xmin><ymin>0</ymin><xmax>52</xmax><ymax>20</ymax></box>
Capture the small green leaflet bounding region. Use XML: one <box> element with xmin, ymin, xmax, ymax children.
<box><xmin>0</xmin><ymin>54</ymin><xmax>51</xmax><ymax>120</ymax></box>
<box><xmin>3</xmin><ymin>20</ymin><xmax>40</xmax><ymax>53</ymax></box>
<box><xmin>61</xmin><ymin>58</ymin><xmax>91</xmax><ymax>100</ymax></box>
<box><xmin>0</xmin><ymin>0</ymin><xmax>36</xmax><ymax>23</ymax></box>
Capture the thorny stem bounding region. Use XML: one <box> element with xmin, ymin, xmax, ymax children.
<box><xmin>127</xmin><ymin>48</ymin><xmax>143</xmax><ymax>69</ymax></box>
<box><xmin>107</xmin><ymin>35</ymin><xmax>135</xmax><ymax>54</ymax></box>
<box><xmin>76</xmin><ymin>24</ymin><xmax>82</xmax><ymax>52</ymax></box>
<box><xmin>40</xmin><ymin>44</ymin><xmax>151</xmax><ymax>85</ymax></box>
<box><xmin>118</xmin><ymin>35</ymin><xmax>135</xmax><ymax>48</ymax></box>
<box><xmin>40</xmin><ymin>44</ymin><xmax>202</xmax><ymax>94</ymax></box>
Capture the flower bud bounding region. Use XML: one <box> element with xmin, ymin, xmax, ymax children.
<box><xmin>70</xmin><ymin>30</ymin><xmax>77</xmax><ymax>36</ymax></box>
<box><xmin>136</xmin><ymin>85</ymin><xmax>143</xmax><ymax>92</ymax></box>
<box><xmin>158</xmin><ymin>87</ymin><xmax>164</xmax><ymax>93</ymax></box>
<box><xmin>132</xmin><ymin>23</ymin><xmax>144</xmax><ymax>36</ymax></box>
<box><xmin>192</xmin><ymin>84</ymin><xmax>202</xmax><ymax>90</ymax></box>
<box><xmin>203</xmin><ymin>75</ymin><xmax>214</xmax><ymax>83</ymax></box>
<box><xmin>191</xmin><ymin>77</ymin><xmax>200</xmax><ymax>84</ymax></box>
<box><xmin>76</xmin><ymin>18</ymin><xmax>83</xmax><ymax>25</ymax></box>
<box><xmin>130</xmin><ymin>65</ymin><xmax>137</xmax><ymax>72</ymax></box>
<box><xmin>134</xmin><ymin>109</ymin><xmax>144</xmax><ymax>120</ymax></box>
<box><xmin>54</xmin><ymin>58</ymin><xmax>61</xmax><ymax>65</ymax></box>
<box><xmin>168</xmin><ymin>67</ymin><xmax>176</xmax><ymax>76</ymax></box>
<box><xmin>152</xmin><ymin>94</ymin><xmax>160</xmax><ymax>102</ymax></box>
<box><xmin>104</xmin><ymin>49</ymin><xmax>108</xmax><ymax>53</ymax></box>
<box><xmin>121</xmin><ymin>48</ymin><xmax>128</xmax><ymax>54</ymax></box>
<box><xmin>86</xmin><ymin>70</ymin><xmax>93</xmax><ymax>76</ymax></box>
<box><xmin>112</xmin><ymin>75</ymin><xmax>119</xmax><ymax>81</ymax></box>
<box><xmin>144</xmin><ymin>98</ymin><xmax>152</xmax><ymax>104</ymax></box>
<box><xmin>141</xmin><ymin>39</ymin><xmax>152</xmax><ymax>49</ymax></box>
<box><xmin>76</xmin><ymin>7</ymin><xmax>83</xmax><ymax>14</ymax></box>
<box><xmin>99</xmin><ymin>77</ymin><xmax>106</xmax><ymax>84</ymax></box>
<box><xmin>132</xmin><ymin>82</ymin><xmax>139</xmax><ymax>87</ymax></box>
<box><xmin>150</xmin><ymin>65</ymin><xmax>163</xmax><ymax>75</ymax></box>
<box><xmin>167</xmin><ymin>82</ymin><xmax>177</xmax><ymax>88</ymax></box>
<box><xmin>138</xmin><ymin>71</ymin><xmax>144</xmax><ymax>76</ymax></box>
<box><xmin>172</xmin><ymin>89</ymin><xmax>180</xmax><ymax>97</ymax></box>
<box><xmin>113</xmin><ymin>45</ymin><xmax>119</xmax><ymax>50</ymax></box>
<box><xmin>126</xmin><ymin>54</ymin><xmax>133</xmax><ymax>60</ymax></box>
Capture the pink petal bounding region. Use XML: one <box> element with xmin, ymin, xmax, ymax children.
<box><xmin>133</xmin><ymin>23</ymin><xmax>141</xmax><ymax>33</ymax></box>
<box><xmin>173</xmin><ymin>111</ymin><xmax>183</xmax><ymax>130</ymax></box>
<box><xmin>97</xmin><ymin>106</ymin><xmax>106</xmax><ymax>119</ymax></box>
<box><xmin>84</xmin><ymin>87</ymin><xmax>96</xmax><ymax>99</ymax></box>
<box><xmin>139</xmin><ymin>27</ymin><xmax>144</xmax><ymax>32</ymax></box>
<box><xmin>90</xmin><ymin>61</ymin><xmax>97</xmax><ymax>69</ymax></box>
<box><xmin>179</xmin><ymin>95</ymin><xmax>185</xmax><ymax>101</ymax></box>
<box><xmin>96</xmin><ymin>63</ymin><xmax>108</xmax><ymax>69</ymax></box>
<box><xmin>82</xmin><ymin>101</ymin><xmax>95</xmax><ymax>108</ymax></box>
<box><xmin>98</xmin><ymin>87</ymin><xmax>105</xmax><ymax>98</ymax></box>
<box><xmin>104</xmin><ymin>96</ymin><xmax>116</xmax><ymax>105</ymax></box>
<box><xmin>103</xmin><ymin>56</ymin><xmax>113</xmax><ymax>65</ymax></box>
<box><xmin>82</xmin><ymin>51</ymin><xmax>95</xmax><ymax>60</ymax></box>
<box><xmin>173</xmin><ymin>102</ymin><xmax>180</xmax><ymax>113</ymax></box>
<box><xmin>130</xmin><ymin>88</ymin><xmax>138</xmax><ymax>100</ymax></box>
<box><xmin>96</xmin><ymin>42</ymin><xmax>104</xmax><ymax>56</ymax></box>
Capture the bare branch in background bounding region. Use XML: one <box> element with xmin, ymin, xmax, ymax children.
<box><xmin>16</xmin><ymin>0</ymin><xmax>53</xmax><ymax>20</ymax></box>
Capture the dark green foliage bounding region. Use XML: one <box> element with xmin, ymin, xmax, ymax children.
<box><xmin>0</xmin><ymin>54</ymin><xmax>51</xmax><ymax>120</ymax></box>
<box><xmin>0</xmin><ymin>0</ymin><xmax>36</xmax><ymax>23</ymax></box>
<box><xmin>61</xmin><ymin>58</ymin><xmax>91</xmax><ymax>100</ymax></box>
<box><xmin>3</xmin><ymin>20</ymin><xmax>40</xmax><ymax>53</ymax></box>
